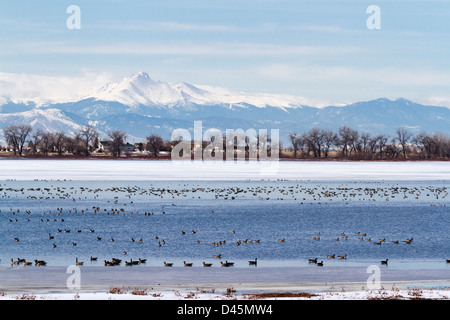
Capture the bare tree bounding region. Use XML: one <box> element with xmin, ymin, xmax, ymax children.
<box><xmin>78</xmin><ymin>125</ymin><xmax>98</xmax><ymax>156</ymax></box>
<box><xmin>3</xmin><ymin>124</ymin><xmax>32</xmax><ymax>156</ymax></box>
<box><xmin>375</xmin><ymin>134</ymin><xmax>389</xmax><ymax>159</ymax></box>
<box><xmin>359</xmin><ymin>133</ymin><xmax>372</xmax><ymax>159</ymax></box>
<box><xmin>304</xmin><ymin>128</ymin><xmax>324</xmax><ymax>158</ymax></box>
<box><xmin>53</xmin><ymin>132</ymin><xmax>67</xmax><ymax>156</ymax></box>
<box><xmin>146</xmin><ymin>134</ymin><xmax>164</xmax><ymax>157</ymax></box>
<box><xmin>108</xmin><ymin>130</ymin><xmax>127</xmax><ymax>157</ymax></box>
<box><xmin>30</xmin><ymin>129</ymin><xmax>44</xmax><ymax>154</ymax></box>
<box><xmin>395</xmin><ymin>128</ymin><xmax>412</xmax><ymax>159</ymax></box>
<box><xmin>322</xmin><ymin>130</ymin><xmax>337</xmax><ymax>158</ymax></box>
<box><xmin>289</xmin><ymin>132</ymin><xmax>300</xmax><ymax>159</ymax></box>
<box><xmin>338</xmin><ymin>126</ymin><xmax>358</xmax><ymax>158</ymax></box>
<box><xmin>39</xmin><ymin>132</ymin><xmax>54</xmax><ymax>156</ymax></box>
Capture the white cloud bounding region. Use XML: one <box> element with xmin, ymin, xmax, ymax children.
<box><xmin>0</xmin><ymin>70</ymin><xmax>116</xmax><ymax>105</ymax></box>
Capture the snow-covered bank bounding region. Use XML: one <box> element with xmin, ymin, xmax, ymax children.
<box><xmin>0</xmin><ymin>288</ymin><xmax>449</xmax><ymax>300</ymax></box>
<box><xmin>0</xmin><ymin>159</ymin><xmax>448</xmax><ymax>181</ymax></box>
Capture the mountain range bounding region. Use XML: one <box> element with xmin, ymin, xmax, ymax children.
<box><xmin>0</xmin><ymin>72</ymin><xmax>449</xmax><ymax>145</ymax></box>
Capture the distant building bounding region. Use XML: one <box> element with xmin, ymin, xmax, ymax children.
<box><xmin>97</xmin><ymin>140</ymin><xmax>135</xmax><ymax>154</ymax></box>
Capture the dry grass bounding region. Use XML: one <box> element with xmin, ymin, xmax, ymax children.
<box><xmin>131</xmin><ymin>288</ymin><xmax>148</xmax><ymax>296</ymax></box>
<box><xmin>109</xmin><ymin>286</ymin><xmax>128</xmax><ymax>294</ymax></box>
<box><xmin>246</xmin><ymin>292</ymin><xmax>319</xmax><ymax>299</ymax></box>
<box><xmin>14</xmin><ymin>294</ymin><xmax>37</xmax><ymax>300</ymax></box>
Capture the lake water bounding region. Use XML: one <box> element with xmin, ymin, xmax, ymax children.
<box><xmin>0</xmin><ymin>176</ymin><xmax>448</xmax><ymax>271</ymax></box>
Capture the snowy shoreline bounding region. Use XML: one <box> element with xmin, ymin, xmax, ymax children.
<box><xmin>0</xmin><ymin>266</ymin><xmax>448</xmax><ymax>300</ymax></box>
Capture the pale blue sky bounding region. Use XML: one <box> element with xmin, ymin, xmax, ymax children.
<box><xmin>1</xmin><ymin>0</ymin><xmax>450</xmax><ymax>106</ymax></box>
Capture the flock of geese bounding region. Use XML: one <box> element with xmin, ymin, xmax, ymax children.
<box><xmin>1</xmin><ymin>181</ymin><xmax>448</xmax><ymax>269</ymax></box>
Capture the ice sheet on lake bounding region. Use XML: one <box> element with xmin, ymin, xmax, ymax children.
<box><xmin>0</xmin><ymin>159</ymin><xmax>448</xmax><ymax>181</ymax></box>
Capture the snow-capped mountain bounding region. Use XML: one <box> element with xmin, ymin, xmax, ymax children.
<box><xmin>89</xmin><ymin>72</ymin><xmax>309</xmax><ymax>110</ymax></box>
<box><xmin>0</xmin><ymin>72</ymin><xmax>449</xmax><ymax>144</ymax></box>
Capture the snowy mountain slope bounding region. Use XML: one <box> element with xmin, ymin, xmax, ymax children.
<box><xmin>89</xmin><ymin>72</ymin><xmax>307</xmax><ymax>110</ymax></box>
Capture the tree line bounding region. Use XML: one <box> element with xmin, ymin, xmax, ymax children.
<box><xmin>1</xmin><ymin>124</ymin><xmax>171</xmax><ymax>157</ymax></box>
<box><xmin>288</xmin><ymin>126</ymin><xmax>450</xmax><ymax>160</ymax></box>
<box><xmin>2</xmin><ymin>123</ymin><xmax>449</xmax><ymax>160</ymax></box>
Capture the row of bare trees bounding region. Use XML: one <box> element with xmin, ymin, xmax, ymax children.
<box><xmin>3</xmin><ymin>124</ymin><xmax>100</xmax><ymax>157</ymax></box>
<box><xmin>289</xmin><ymin>126</ymin><xmax>450</xmax><ymax>160</ymax></box>
<box><xmin>2</xmin><ymin>123</ymin><xmax>449</xmax><ymax>160</ymax></box>
<box><xmin>1</xmin><ymin>124</ymin><xmax>169</xmax><ymax>157</ymax></box>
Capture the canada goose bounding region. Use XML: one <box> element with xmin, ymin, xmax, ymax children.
<box><xmin>374</xmin><ymin>241</ymin><xmax>382</xmax><ymax>245</ymax></box>
<box><xmin>164</xmin><ymin>262</ymin><xmax>173</xmax><ymax>267</ymax></box>
<box><xmin>220</xmin><ymin>261</ymin><xmax>233</xmax><ymax>267</ymax></box>
<box><xmin>317</xmin><ymin>261</ymin><xmax>324</xmax><ymax>267</ymax></box>
<box><xmin>48</xmin><ymin>233</ymin><xmax>54</xmax><ymax>240</ymax></box>
<box><xmin>138</xmin><ymin>239</ymin><xmax>143</xmax><ymax>243</ymax></box>
<box><xmin>131</xmin><ymin>238</ymin><xmax>135</xmax><ymax>242</ymax></box>
<box><xmin>308</xmin><ymin>258</ymin><xmax>318</xmax><ymax>264</ymax></box>
<box><xmin>52</xmin><ymin>243</ymin><xmax>57</xmax><ymax>248</ymax></box>
<box><xmin>184</xmin><ymin>261</ymin><xmax>193</xmax><ymax>267</ymax></box>
<box><xmin>248</xmin><ymin>258</ymin><xmax>258</xmax><ymax>266</ymax></box>
<box><xmin>139</xmin><ymin>258</ymin><xmax>147</xmax><ymax>264</ymax></box>
<box><xmin>13</xmin><ymin>238</ymin><xmax>19</xmax><ymax>242</ymax></box>
<box><xmin>75</xmin><ymin>257</ymin><xmax>83</xmax><ymax>266</ymax></box>
<box><xmin>104</xmin><ymin>260</ymin><xmax>114</xmax><ymax>267</ymax></box>
<box><xmin>338</xmin><ymin>254</ymin><xmax>347</xmax><ymax>260</ymax></box>
<box><xmin>446</xmin><ymin>260</ymin><xmax>450</xmax><ymax>263</ymax></box>
<box><xmin>202</xmin><ymin>262</ymin><xmax>213</xmax><ymax>267</ymax></box>
<box><xmin>381</xmin><ymin>259</ymin><xmax>389</xmax><ymax>265</ymax></box>
<box><xmin>90</xmin><ymin>256</ymin><xmax>98</xmax><ymax>261</ymax></box>
<box><xmin>23</xmin><ymin>261</ymin><xmax>32</xmax><ymax>266</ymax></box>
<box><xmin>72</xmin><ymin>242</ymin><xmax>77</xmax><ymax>246</ymax></box>
<box><xmin>125</xmin><ymin>260</ymin><xmax>133</xmax><ymax>266</ymax></box>
<box><xmin>392</xmin><ymin>240</ymin><xmax>399</xmax><ymax>244</ymax></box>
<box><xmin>278</xmin><ymin>238</ymin><xmax>285</xmax><ymax>242</ymax></box>
<box><xmin>327</xmin><ymin>254</ymin><xmax>335</xmax><ymax>259</ymax></box>
<box><xmin>213</xmin><ymin>254</ymin><xmax>222</xmax><ymax>259</ymax></box>
<box><xmin>34</xmin><ymin>260</ymin><xmax>47</xmax><ymax>266</ymax></box>
<box><xmin>11</xmin><ymin>258</ymin><xmax>19</xmax><ymax>265</ymax></box>
<box><xmin>97</xmin><ymin>237</ymin><xmax>102</xmax><ymax>241</ymax></box>
<box><xmin>404</xmin><ymin>238</ymin><xmax>413</xmax><ymax>244</ymax></box>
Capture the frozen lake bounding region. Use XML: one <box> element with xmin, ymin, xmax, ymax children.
<box><xmin>0</xmin><ymin>159</ymin><xmax>449</xmax><ymax>181</ymax></box>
